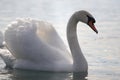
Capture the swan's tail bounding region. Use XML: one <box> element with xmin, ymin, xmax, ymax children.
<box><xmin>0</xmin><ymin>49</ymin><xmax>15</xmax><ymax>68</ymax></box>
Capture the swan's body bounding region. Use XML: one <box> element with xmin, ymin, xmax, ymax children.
<box><xmin>0</xmin><ymin>10</ymin><xmax>98</xmax><ymax>72</ymax></box>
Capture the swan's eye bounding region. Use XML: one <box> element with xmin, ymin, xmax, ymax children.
<box><xmin>87</xmin><ymin>15</ymin><xmax>96</xmax><ymax>24</ymax></box>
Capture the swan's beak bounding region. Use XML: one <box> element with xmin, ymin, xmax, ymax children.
<box><xmin>88</xmin><ymin>21</ymin><xmax>98</xmax><ymax>34</ymax></box>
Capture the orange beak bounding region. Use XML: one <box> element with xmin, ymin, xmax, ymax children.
<box><xmin>88</xmin><ymin>21</ymin><xmax>98</xmax><ymax>34</ymax></box>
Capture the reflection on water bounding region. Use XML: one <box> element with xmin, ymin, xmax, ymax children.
<box><xmin>2</xmin><ymin>69</ymin><xmax>87</xmax><ymax>80</ymax></box>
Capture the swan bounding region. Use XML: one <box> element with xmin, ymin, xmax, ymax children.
<box><xmin>0</xmin><ymin>10</ymin><xmax>98</xmax><ymax>72</ymax></box>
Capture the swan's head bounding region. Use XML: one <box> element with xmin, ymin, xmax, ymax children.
<box><xmin>75</xmin><ymin>10</ymin><xmax>98</xmax><ymax>33</ymax></box>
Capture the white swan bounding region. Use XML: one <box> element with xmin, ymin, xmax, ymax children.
<box><xmin>0</xmin><ymin>10</ymin><xmax>98</xmax><ymax>72</ymax></box>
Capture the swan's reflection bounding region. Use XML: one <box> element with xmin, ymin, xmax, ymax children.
<box><xmin>9</xmin><ymin>69</ymin><xmax>87</xmax><ymax>80</ymax></box>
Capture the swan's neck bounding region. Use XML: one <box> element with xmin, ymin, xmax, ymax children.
<box><xmin>67</xmin><ymin>14</ymin><xmax>88</xmax><ymax>72</ymax></box>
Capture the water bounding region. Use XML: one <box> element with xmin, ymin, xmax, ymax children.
<box><xmin>0</xmin><ymin>0</ymin><xmax>120</xmax><ymax>80</ymax></box>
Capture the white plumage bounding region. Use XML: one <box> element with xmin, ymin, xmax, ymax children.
<box><xmin>0</xmin><ymin>10</ymin><xmax>98</xmax><ymax>72</ymax></box>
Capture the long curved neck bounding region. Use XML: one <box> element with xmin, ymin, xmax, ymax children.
<box><xmin>67</xmin><ymin>14</ymin><xmax>88</xmax><ymax>72</ymax></box>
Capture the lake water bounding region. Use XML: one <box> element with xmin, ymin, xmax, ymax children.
<box><xmin>0</xmin><ymin>0</ymin><xmax>120</xmax><ymax>80</ymax></box>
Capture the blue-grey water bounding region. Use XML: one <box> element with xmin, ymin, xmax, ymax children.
<box><xmin>0</xmin><ymin>0</ymin><xmax>120</xmax><ymax>80</ymax></box>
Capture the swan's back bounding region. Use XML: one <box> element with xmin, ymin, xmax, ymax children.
<box><xmin>4</xmin><ymin>18</ymin><xmax>72</xmax><ymax>71</ymax></box>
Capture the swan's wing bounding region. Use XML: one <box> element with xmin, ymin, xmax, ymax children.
<box><xmin>6</xmin><ymin>18</ymin><xmax>68</xmax><ymax>51</ymax></box>
<box><xmin>0</xmin><ymin>49</ymin><xmax>15</xmax><ymax>68</ymax></box>
<box><xmin>36</xmin><ymin>20</ymin><xmax>68</xmax><ymax>52</ymax></box>
<box><xmin>5</xmin><ymin>18</ymin><xmax>72</xmax><ymax>61</ymax></box>
<box><xmin>4</xmin><ymin>18</ymin><xmax>73</xmax><ymax>70</ymax></box>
